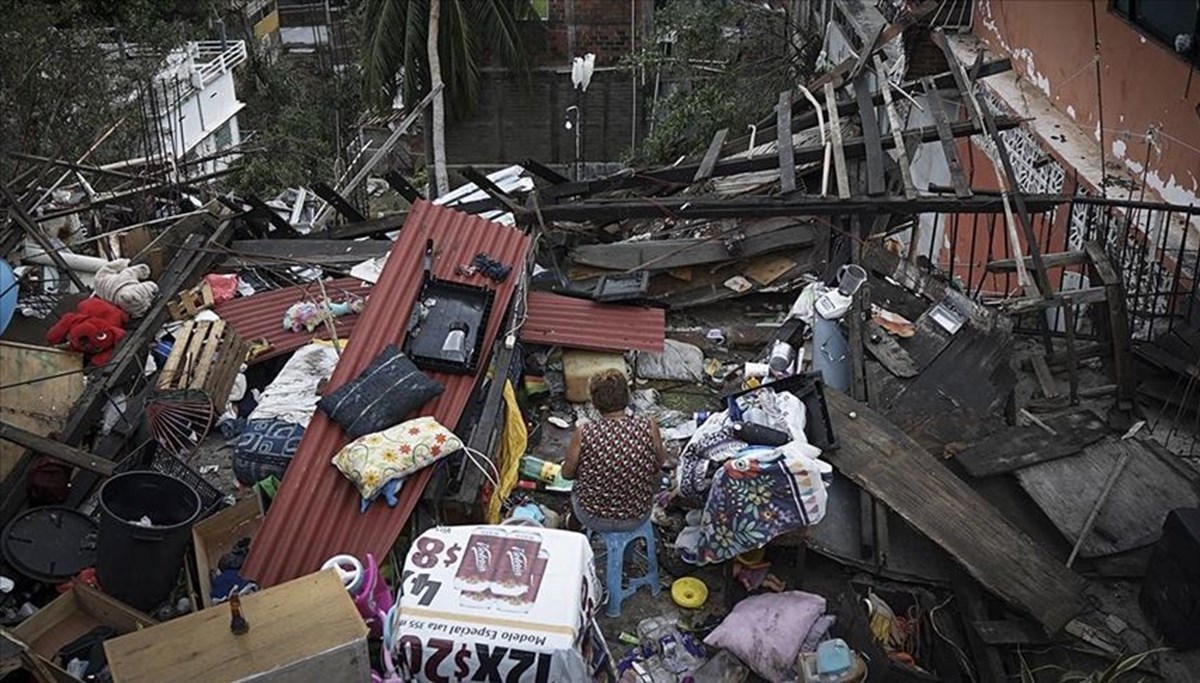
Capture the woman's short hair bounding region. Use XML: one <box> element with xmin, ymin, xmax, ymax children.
<box><xmin>589</xmin><ymin>369</ymin><xmax>629</xmax><ymax>413</ymax></box>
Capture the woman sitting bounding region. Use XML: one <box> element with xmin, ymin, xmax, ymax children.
<box><xmin>562</xmin><ymin>369</ymin><xmax>665</xmax><ymax>533</ymax></box>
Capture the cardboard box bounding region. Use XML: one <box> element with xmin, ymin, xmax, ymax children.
<box><xmin>192</xmin><ymin>495</ymin><xmax>264</xmax><ymax>608</ymax></box>
<box><xmin>104</xmin><ymin>570</ymin><xmax>369</xmax><ymax>683</ymax></box>
<box><xmin>11</xmin><ymin>584</ymin><xmax>156</xmax><ymax>681</ymax></box>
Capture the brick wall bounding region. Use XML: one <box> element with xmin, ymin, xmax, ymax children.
<box><xmin>445</xmin><ymin>69</ymin><xmax>639</xmax><ymax>164</ymax></box>
<box><xmin>531</xmin><ymin>0</ymin><xmax>653</xmax><ymax>67</ymax></box>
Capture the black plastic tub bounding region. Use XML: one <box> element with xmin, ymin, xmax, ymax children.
<box><xmin>96</xmin><ymin>471</ymin><xmax>201</xmax><ymax>611</ymax></box>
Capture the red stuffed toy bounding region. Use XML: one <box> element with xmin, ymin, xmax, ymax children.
<box><xmin>46</xmin><ymin>298</ymin><xmax>129</xmax><ymax>365</ymax></box>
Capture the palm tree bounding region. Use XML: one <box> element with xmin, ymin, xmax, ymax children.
<box><xmin>361</xmin><ymin>0</ymin><xmax>534</xmax><ymax>195</ymax></box>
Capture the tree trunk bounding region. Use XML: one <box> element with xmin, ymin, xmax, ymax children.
<box><xmin>427</xmin><ymin>0</ymin><xmax>449</xmax><ymax>197</ymax></box>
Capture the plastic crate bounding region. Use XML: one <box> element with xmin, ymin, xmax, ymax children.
<box><xmin>114</xmin><ymin>447</ymin><xmax>227</xmax><ymax>520</ymax></box>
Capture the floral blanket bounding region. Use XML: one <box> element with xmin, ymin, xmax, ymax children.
<box><xmin>690</xmin><ymin>445</ymin><xmax>830</xmax><ymax>565</ymax></box>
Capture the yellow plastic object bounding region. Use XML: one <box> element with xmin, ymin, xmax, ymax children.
<box><xmin>671</xmin><ymin>577</ymin><xmax>709</xmax><ymax>609</ymax></box>
<box><xmin>736</xmin><ymin>548</ymin><xmax>766</xmax><ymax>565</ymax></box>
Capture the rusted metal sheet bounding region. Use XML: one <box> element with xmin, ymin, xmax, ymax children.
<box><xmin>242</xmin><ymin>201</ymin><xmax>531</xmax><ymax>587</ymax></box>
<box><xmin>520</xmin><ymin>291</ymin><xmax>665</xmax><ymax>353</ymax></box>
<box><xmin>214</xmin><ymin>278</ymin><xmax>370</xmax><ymax>363</ymax></box>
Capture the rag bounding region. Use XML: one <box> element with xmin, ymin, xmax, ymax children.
<box><xmin>472</xmin><ymin>252</ymin><xmax>511</xmax><ymax>282</ymax></box>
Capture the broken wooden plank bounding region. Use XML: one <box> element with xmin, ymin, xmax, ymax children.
<box><xmin>382</xmin><ymin>171</ymin><xmax>423</xmax><ymax>202</ymax></box>
<box><xmin>520</xmin><ymin>158</ymin><xmax>570</xmax><ymax>185</ymax></box>
<box><xmin>1030</xmin><ymin>354</ymin><xmax>1058</xmax><ymax>398</ymax></box>
<box><xmin>922</xmin><ymin>77</ymin><xmax>971</xmax><ymax>198</ymax></box>
<box><xmin>864</xmin><ymin>322</ymin><xmax>920</xmax><ymax>377</ymax></box>
<box><xmin>874</xmin><ymin>57</ymin><xmax>916</xmax><ymax>199</ymax></box>
<box><xmin>1063</xmin><ymin>305</ymin><xmax>1080</xmax><ymax>405</ymax></box>
<box><xmin>571</xmin><ymin>224</ymin><xmax>817</xmax><ymax>271</ymax></box>
<box><xmin>1084</xmin><ymin>241</ymin><xmax>1135</xmax><ymax>405</ymax></box>
<box><xmin>854</xmin><ymin>75</ymin><xmax>886</xmax><ymax>196</ymax></box>
<box><xmin>824</xmin><ymin>389</ymin><xmax>1087</xmax><ymax>631</ymax></box>
<box><xmin>694</xmin><ymin>128</ymin><xmax>730</xmax><ymax>183</ymax></box>
<box><xmin>1016</xmin><ymin>436</ymin><xmax>1200</xmax><ymax>559</ymax></box>
<box><xmin>987</xmin><ymin>250</ymin><xmax>1087</xmax><ymax>273</ymax></box>
<box><xmin>227</xmin><ymin>239</ymin><xmax>390</xmax><ymax>268</ymax></box>
<box><xmin>244</xmin><ymin>195</ymin><xmax>299</xmax><ymax>237</ymax></box>
<box><xmin>955</xmin><ymin>409</ymin><xmax>1108</xmax><ymax>477</ymax></box>
<box><xmin>0</xmin><ymin>421</ymin><xmax>116</xmax><ymax>476</ymax></box>
<box><xmin>311</xmin><ymin>182</ymin><xmax>367</xmax><ymax>223</ymax></box>
<box><xmin>776</xmin><ymin>93</ymin><xmax>796</xmax><ymax>192</ymax></box>
<box><xmin>824</xmin><ymin>81</ymin><xmax>851</xmax><ymax>199</ymax></box>
<box><xmin>995</xmin><ymin>287</ymin><xmax>1109</xmax><ymax>314</ymax></box>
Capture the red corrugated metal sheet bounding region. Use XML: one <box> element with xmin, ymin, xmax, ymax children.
<box><xmin>242</xmin><ymin>201</ymin><xmax>531</xmax><ymax>587</ymax></box>
<box><xmin>521</xmin><ymin>291</ymin><xmax>665</xmax><ymax>352</ymax></box>
<box><xmin>214</xmin><ymin>278</ymin><xmax>370</xmax><ymax>363</ymax></box>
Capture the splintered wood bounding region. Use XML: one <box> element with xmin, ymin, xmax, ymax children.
<box><xmin>824</xmin><ymin>390</ymin><xmax>1088</xmax><ymax>632</ymax></box>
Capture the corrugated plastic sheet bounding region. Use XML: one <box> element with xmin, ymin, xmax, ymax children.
<box><xmin>214</xmin><ymin>278</ymin><xmax>371</xmax><ymax>363</ymax></box>
<box><xmin>242</xmin><ymin>201</ymin><xmax>531</xmax><ymax>587</ymax></box>
<box><xmin>521</xmin><ymin>291</ymin><xmax>665</xmax><ymax>352</ymax></box>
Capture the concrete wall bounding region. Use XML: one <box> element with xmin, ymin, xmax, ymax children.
<box><xmin>973</xmin><ymin>0</ymin><xmax>1200</xmax><ymax>207</ymax></box>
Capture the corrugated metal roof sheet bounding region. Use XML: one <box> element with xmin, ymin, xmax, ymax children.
<box><xmin>214</xmin><ymin>278</ymin><xmax>370</xmax><ymax>363</ymax></box>
<box><xmin>521</xmin><ymin>291</ymin><xmax>665</xmax><ymax>352</ymax></box>
<box><xmin>242</xmin><ymin>201</ymin><xmax>531</xmax><ymax>587</ymax></box>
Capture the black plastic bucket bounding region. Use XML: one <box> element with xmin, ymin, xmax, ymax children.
<box><xmin>96</xmin><ymin>471</ymin><xmax>201</xmax><ymax>611</ymax></box>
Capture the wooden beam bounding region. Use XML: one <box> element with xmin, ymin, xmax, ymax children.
<box><xmin>854</xmin><ymin>75</ymin><xmax>886</xmax><ymax>196</ymax></box>
<box><xmin>694</xmin><ymin>128</ymin><xmax>729</xmax><ymax>183</ymax></box>
<box><xmin>1030</xmin><ymin>354</ymin><xmax>1058</xmax><ymax>398</ymax></box>
<box><xmin>1063</xmin><ymin>305</ymin><xmax>1080</xmax><ymax>405</ymax></box>
<box><xmin>922</xmin><ymin>77</ymin><xmax>971</xmax><ymax>198</ymax></box>
<box><xmin>0</xmin><ymin>421</ymin><xmax>115</xmax><ymax>476</ymax></box>
<box><xmin>1084</xmin><ymin>241</ymin><xmax>1135</xmax><ymax>405</ymax></box>
<box><xmin>776</xmin><ymin>93</ymin><xmax>796</xmax><ymax>192</ymax></box>
<box><xmin>727</xmin><ymin>57</ymin><xmax>1014</xmax><ymax>154</ymax></box>
<box><xmin>988</xmin><ymin>250</ymin><xmax>1087</xmax><ymax>273</ymax></box>
<box><xmin>543</xmin><ymin>116</ymin><xmax>1029</xmax><ymax>200</ymax></box>
<box><xmin>955</xmin><ymin>409</ymin><xmax>1109</xmax><ymax>477</ymax></box>
<box><xmin>382</xmin><ymin>171</ymin><xmax>423</xmax><ymax>202</ymax></box>
<box><xmin>995</xmin><ymin>286</ymin><xmax>1109</xmax><ymax>314</ymax></box>
<box><xmin>936</xmin><ymin>32</ymin><xmax>1055</xmax><ymax>300</ymax></box>
<box><xmin>520</xmin><ymin>158</ymin><xmax>570</xmax><ymax>185</ymax></box>
<box><xmin>310</xmin><ymin>182</ymin><xmax>367</xmax><ymax>223</ymax></box>
<box><xmin>244</xmin><ymin>195</ymin><xmax>298</xmax><ymax>237</ymax></box>
<box><xmin>824</xmin><ymin>82</ymin><xmax>851</xmax><ymax>199</ymax></box>
<box><xmin>825</xmin><ymin>389</ymin><xmax>1088</xmax><ymax>631</ymax></box>
<box><xmin>875</xmin><ymin>57</ymin><xmax>916</xmax><ymax>199</ymax></box>
<box><xmin>527</xmin><ymin>193</ymin><xmax>1068</xmax><ymax>224</ymax></box>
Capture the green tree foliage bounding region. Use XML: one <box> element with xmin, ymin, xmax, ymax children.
<box><xmin>359</xmin><ymin>0</ymin><xmax>534</xmax><ymax>117</ymax></box>
<box><xmin>628</xmin><ymin>0</ymin><xmax>822</xmax><ymax>166</ymax></box>
<box><xmin>0</xmin><ymin>1</ymin><xmax>213</xmax><ymax>180</ymax></box>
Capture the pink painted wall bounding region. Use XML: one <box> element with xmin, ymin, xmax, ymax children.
<box><xmin>974</xmin><ymin>0</ymin><xmax>1199</xmax><ymax>207</ymax></box>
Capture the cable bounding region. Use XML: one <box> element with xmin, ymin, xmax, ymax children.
<box><xmin>460</xmin><ymin>445</ymin><xmax>501</xmax><ymax>492</ymax></box>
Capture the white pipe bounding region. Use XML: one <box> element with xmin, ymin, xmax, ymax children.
<box><xmin>25</xmin><ymin>249</ymin><xmax>108</xmax><ymax>273</ymax></box>
<box><xmin>796</xmin><ymin>85</ymin><xmax>829</xmax><ymax>196</ymax></box>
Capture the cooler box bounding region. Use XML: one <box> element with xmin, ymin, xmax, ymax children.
<box><xmin>392</xmin><ymin>525</ymin><xmax>605</xmax><ymax>681</ymax></box>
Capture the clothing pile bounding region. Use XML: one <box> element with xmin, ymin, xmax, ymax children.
<box><xmin>673</xmin><ymin>385</ymin><xmax>832</xmax><ymax>565</ymax></box>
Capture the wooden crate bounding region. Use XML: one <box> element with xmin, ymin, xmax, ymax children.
<box><xmin>105</xmin><ymin>570</ymin><xmax>370</xmax><ymax>683</ymax></box>
<box><xmin>192</xmin><ymin>495</ymin><xmax>265</xmax><ymax>609</ymax></box>
<box><xmin>157</xmin><ymin>320</ymin><xmax>249</xmax><ymax>405</ymax></box>
<box><xmin>11</xmin><ymin>584</ymin><xmax>156</xmax><ymax>681</ymax></box>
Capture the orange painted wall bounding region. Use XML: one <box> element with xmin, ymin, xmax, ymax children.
<box><xmin>973</xmin><ymin>0</ymin><xmax>1199</xmax><ymax>207</ymax></box>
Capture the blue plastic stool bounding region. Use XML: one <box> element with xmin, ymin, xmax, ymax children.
<box><xmin>591</xmin><ymin>519</ymin><xmax>661</xmax><ymax>617</ymax></box>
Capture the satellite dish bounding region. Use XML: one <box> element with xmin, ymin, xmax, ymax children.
<box><xmin>0</xmin><ymin>260</ymin><xmax>17</xmax><ymax>336</ymax></box>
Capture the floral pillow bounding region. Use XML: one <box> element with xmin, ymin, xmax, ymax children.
<box><xmin>331</xmin><ymin>416</ymin><xmax>463</xmax><ymax>509</ymax></box>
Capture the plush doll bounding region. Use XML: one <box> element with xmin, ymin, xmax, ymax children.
<box><xmin>93</xmin><ymin>258</ymin><xmax>159</xmax><ymax>317</ymax></box>
<box><xmin>47</xmin><ymin>298</ymin><xmax>129</xmax><ymax>365</ymax></box>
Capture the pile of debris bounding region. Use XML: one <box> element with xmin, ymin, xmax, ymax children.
<box><xmin>2</xmin><ymin>10</ymin><xmax>1199</xmax><ymax>683</ymax></box>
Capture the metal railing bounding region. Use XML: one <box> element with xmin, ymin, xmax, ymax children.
<box><xmin>923</xmin><ymin>192</ymin><xmax>1200</xmax><ymax>345</ymax></box>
